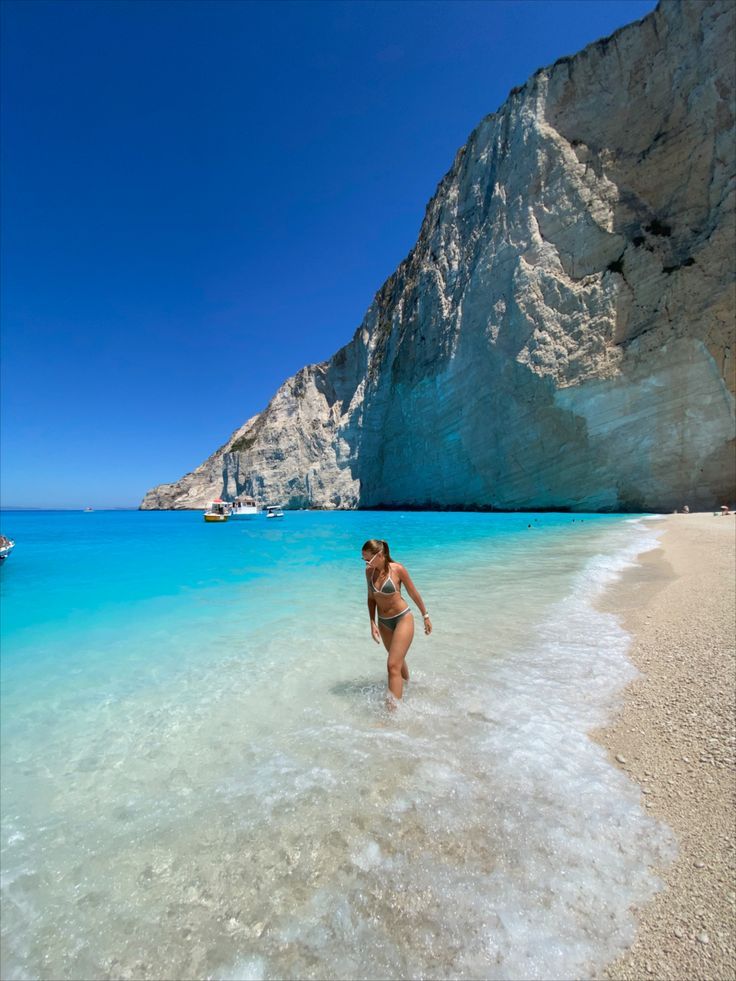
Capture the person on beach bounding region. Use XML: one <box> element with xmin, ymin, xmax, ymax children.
<box><xmin>362</xmin><ymin>538</ymin><xmax>432</xmax><ymax>700</ymax></box>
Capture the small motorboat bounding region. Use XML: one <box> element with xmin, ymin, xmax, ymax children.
<box><xmin>0</xmin><ymin>537</ymin><xmax>15</xmax><ymax>561</ymax></box>
<box><xmin>204</xmin><ymin>499</ymin><xmax>230</xmax><ymax>522</ymax></box>
<box><xmin>230</xmin><ymin>496</ymin><xmax>259</xmax><ymax>519</ymax></box>
<box><xmin>265</xmin><ymin>505</ymin><xmax>285</xmax><ymax>519</ymax></box>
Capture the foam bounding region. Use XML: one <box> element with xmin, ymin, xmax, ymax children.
<box><xmin>216</xmin><ymin>957</ymin><xmax>266</xmax><ymax>981</ymax></box>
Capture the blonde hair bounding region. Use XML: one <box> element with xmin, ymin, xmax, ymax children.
<box><xmin>362</xmin><ymin>538</ymin><xmax>393</xmax><ymax>574</ymax></box>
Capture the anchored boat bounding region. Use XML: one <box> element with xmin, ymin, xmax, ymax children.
<box><xmin>0</xmin><ymin>536</ymin><xmax>15</xmax><ymax>561</ymax></box>
<box><xmin>230</xmin><ymin>496</ymin><xmax>259</xmax><ymax>519</ymax></box>
<box><xmin>203</xmin><ymin>499</ymin><xmax>230</xmax><ymax>522</ymax></box>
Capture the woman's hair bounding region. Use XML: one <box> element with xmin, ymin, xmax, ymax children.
<box><xmin>362</xmin><ymin>538</ymin><xmax>393</xmax><ymax>573</ymax></box>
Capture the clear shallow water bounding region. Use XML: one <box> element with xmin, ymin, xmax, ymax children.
<box><xmin>0</xmin><ymin>510</ymin><xmax>674</xmax><ymax>980</ymax></box>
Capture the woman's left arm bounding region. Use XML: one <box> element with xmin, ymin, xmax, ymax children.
<box><xmin>397</xmin><ymin>564</ymin><xmax>432</xmax><ymax>635</ymax></box>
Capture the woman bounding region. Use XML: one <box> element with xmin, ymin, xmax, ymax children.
<box><xmin>362</xmin><ymin>539</ymin><xmax>432</xmax><ymax>700</ymax></box>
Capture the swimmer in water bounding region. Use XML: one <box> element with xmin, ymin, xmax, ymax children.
<box><xmin>362</xmin><ymin>538</ymin><xmax>432</xmax><ymax>700</ymax></box>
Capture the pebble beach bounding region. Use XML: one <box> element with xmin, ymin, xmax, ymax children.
<box><xmin>597</xmin><ymin>512</ymin><xmax>736</xmax><ymax>980</ymax></box>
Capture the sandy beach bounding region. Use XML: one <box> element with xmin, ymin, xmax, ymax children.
<box><xmin>595</xmin><ymin>513</ymin><xmax>736</xmax><ymax>980</ymax></box>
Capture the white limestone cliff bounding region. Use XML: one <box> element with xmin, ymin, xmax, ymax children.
<box><xmin>142</xmin><ymin>0</ymin><xmax>735</xmax><ymax>513</ymax></box>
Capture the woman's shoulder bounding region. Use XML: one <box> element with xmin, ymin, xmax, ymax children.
<box><xmin>392</xmin><ymin>561</ymin><xmax>414</xmax><ymax>583</ymax></box>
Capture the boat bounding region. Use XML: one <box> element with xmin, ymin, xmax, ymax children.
<box><xmin>230</xmin><ymin>496</ymin><xmax>259</xmax><ymax>519</ymax></box>
<box><xmin>265</xmin><ymin>505</ymin><xmax>285</xmax><ymax>519</ymax></box>
<box><xmin>83</xmin><ymin>507</ymin><xmax>94</xmax><ymax>512</ymax></box>
<box><xmin>203</xmin><ymin>499</ymin><xmax>230</xmax><ymax>522</ymax></box>
<box><xmin>0</xmin><ymin>537</ymin><xmax>15</xmax><ymax>561</ymax></box>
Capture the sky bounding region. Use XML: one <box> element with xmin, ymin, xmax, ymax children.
<box><xmin>1</xmin><ymin>0</ymin><xmax>657</xmax><ymax>509</ymax></box>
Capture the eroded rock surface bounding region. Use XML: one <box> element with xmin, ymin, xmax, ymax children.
<box><xmin>142</xmin><ymin>0</ymin><xmax>735</xmax><ymax>513</ymax></box>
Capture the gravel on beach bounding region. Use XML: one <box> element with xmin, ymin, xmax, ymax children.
<box><xmin>595</xmin><ymin>513</ymin><xmax>736</xmax><ymax>981</ymax></box>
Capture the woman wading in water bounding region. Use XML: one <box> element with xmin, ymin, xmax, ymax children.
<box><xmin>362</xmin><ymin>539</ymin><xmax>432</xmax><ymax>700</ymax></box>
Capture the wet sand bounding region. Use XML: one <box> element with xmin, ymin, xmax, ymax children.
<box><xmin>595</xmin><ymin>513</ymin><xmax>736</xmax><ymax>980</ymax></box>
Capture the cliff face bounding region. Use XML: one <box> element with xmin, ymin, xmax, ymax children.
<box><xmin>142</xmin><ymin>0</ymin><xmax>735</xmax><ymax>513</ymax></box>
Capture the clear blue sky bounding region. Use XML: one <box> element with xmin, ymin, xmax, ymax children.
<box><xmin>1</xmin><ymin>0</ymin><xmax>657</xmax><ymax>509</ymax></box>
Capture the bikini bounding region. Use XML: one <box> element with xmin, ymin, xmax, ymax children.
<box><xmin>370</xmin><ymin>568</ymin><xmax>411</xmax><ymax>631</ymax></box>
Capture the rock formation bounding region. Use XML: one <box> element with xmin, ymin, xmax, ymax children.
<box><xmin>142</xmin><ymin>0</ymin><xmax>735</xmax><ymax>513</ymax></box>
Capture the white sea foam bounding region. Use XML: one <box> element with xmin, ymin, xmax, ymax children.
<box><xmin>1</xmin><ymin>515</ymin><xmax>674</xmax><ymax>980</ymax></box>
<box><xmin>216</xmin><ymin>956</ymin><xmax>266</xmax><ymax>981</ymax></box>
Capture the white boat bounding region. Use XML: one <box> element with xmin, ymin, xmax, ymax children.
<box><xmin>0</xmin><ymin>537</ymin><xmax>15</xmax><ymax>561</ymax></box>
<box><xmin>230</xmin><ymin>496</ymin><xmax>259</xmax><ymax>519</ymax></box>
<box><xmin>204</xmin><ymin>499</ymin><xmax>230</xmax><ymax>522</ymax></box>
<box><xmin>265</xmin><ymin>505</ymin><xmax>285</xmax><ymax>519</ymax></box>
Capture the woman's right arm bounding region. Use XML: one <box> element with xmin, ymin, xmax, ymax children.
<box><xmin>367</xmin><ymin>583</ymin><xmax>380</xmax><ymax>643</ymax></box>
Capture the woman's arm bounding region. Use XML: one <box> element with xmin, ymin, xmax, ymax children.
<box><xmin>366</xmin><ymin>575</ymin><xmax>380</xmax><ymax>643</ymax></box>
<box><xmin>396</xmin><ymin>564</ymin><xmax>432</xmax><ymax>634</ymax></box>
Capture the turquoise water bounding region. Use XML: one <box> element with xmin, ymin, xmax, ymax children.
<box><xmin>0</xmin><ymin>510</ymin><xmax>674</xmax><ymax>980</ymax></box>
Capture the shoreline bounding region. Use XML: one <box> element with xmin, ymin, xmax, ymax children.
<box><xmin>134</xmin><ymin>505</ymin><xmax>699</xmax><ymax>513</ymax></box>
<box><xmin>594</xmin><ymin>513</ymin><xmax>736</xmax><ymax>980</ymax></box>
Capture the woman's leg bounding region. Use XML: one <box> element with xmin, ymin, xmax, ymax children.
<box><xmin>377</xmin><ymin>622</ymin><xmax>409</xmax><ymax>680</ymax></box>
<box><xmin>378</xmin><ymin>622</ymin><xmax>393</xmax><ymax>652</ymax></box>
<box><xmin>386</xmin><ymin>614</ymin><xmax>415</xmax><ymax>699</ymax></box>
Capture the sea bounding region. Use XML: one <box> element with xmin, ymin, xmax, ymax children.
<box><xmin>0</xmin><ymin>509</ymin><xmax>675</xmax><ymax>981</ymax></box>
